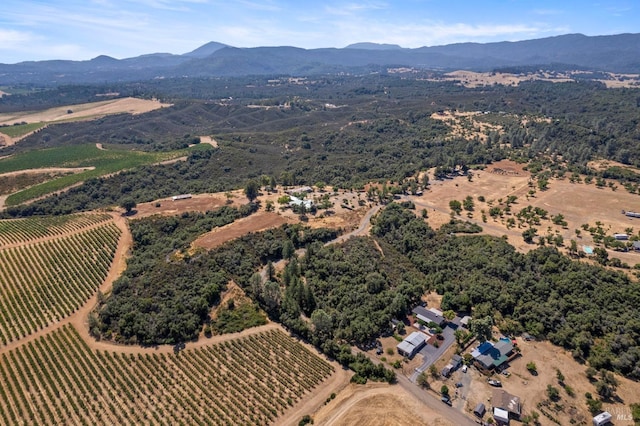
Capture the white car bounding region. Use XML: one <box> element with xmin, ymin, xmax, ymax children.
<box><xmin>462</xmin><ymin>365</ymin><xmax>468</xmax><ymax>373</ymax></box>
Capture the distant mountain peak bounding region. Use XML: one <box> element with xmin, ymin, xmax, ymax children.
<box><xmin>344</xmin><ymin>42</ymin><xmax>403</xmax><ymax>50</ymax></box>
<box><xmin>183</xmin><ymin>41</ymin><xmax>229</xmax><ymax>58</ymax></box>
<box><xmin>90</xmin><ymin>55</ymin><xmax>118</xmax><ymax>63</ymax></box>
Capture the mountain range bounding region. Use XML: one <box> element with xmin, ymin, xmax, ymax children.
<box><xmin>1</xmin><ymin>33</ymin><xmax>639</xmax><ymax>85</ymax></box>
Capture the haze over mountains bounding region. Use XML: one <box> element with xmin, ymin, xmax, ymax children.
<box><xmin>1</xmin><ymin>33</ymin><xmax>639</xmax><ymax>85</ymax></box>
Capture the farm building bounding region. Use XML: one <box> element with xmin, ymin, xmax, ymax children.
<box><xmin>592</xmin><ymin>411</ymin><xmax>612</xmax><ymax>426</ymax></box>
<box><xmin>441</xmin><ymin>354</ymin><xmax>463</xmax><ymax>377</ymax></box>
<box><xmin>624</xmin><ymin>211</ymin><xmax>640</xmax><ymax>218</ymax></box>
<box><xmin>472</xmin><ymin>339</ymin><xmax>516</xmax><ymax>372</ymax></box>
<box><xmin>172</xmin><ymin>194</ymin><xmax>192</xmax><ymax>201</ymax></box>
<box><xmin>412</xmin><ymin>306</ymin><xmax>446</xmax><ymax>327</ymax></box>
<box><xmin>396</xmin><ymin>331</ymin><xmax>428</xmax><ymax>358</ymax></box>
<box><xmin>614</xmin><ymin>233</ymin><xmax>629</xmax><ymax>240</ymax></box>
<box><xmin>634</xmin><ymin>241</ymin><xmax>640</xmax><ymax>251</ymax></box>
<box><xmin>474</xmin><ymin>403</ymin><xmax>486</xmax><ymax>418</ymax></box>
<box><xmin>492</xmin><ymin>389</ymin><xmax>521</xmax><ymax>420</ymax></box>
<box><xmin>460</xmin><ymin>315</ymin><xmax>471</xmax><ymax>328</ymax></box>
<box><xmin>493</xmin><ymin>407</ymin><xmax>510</xmax><ymax>425</ymax></box>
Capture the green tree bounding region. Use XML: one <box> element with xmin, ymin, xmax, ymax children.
<box><xmin>311</xmin><ymin>309</ymin><xmax>333</xmax><ymax>340</ymax></box>
<box><xmin>121</xmin><ymin>197</ymin><xmax>136</xmax><ymax>214</ymax></box>
<box><xmin>470</xmin><ymin>316</ymin><xmax>492</xmax><ymax>342</ymax></box>
<box><xmin>463</xmin><ymin>195</ymin><xmax>474</xmax><ymax>211</ymax></box>
<box><xmin>546</xmin><ymin>385</ymin><xmax>560</xmax><ymax>401</ymax></box>
<box><xmin>283</xmin><ymin>240</ymin><xmax>295</xmax><ymax>260</ymax></box>
<box><xmin>522</xmin><ymin>227</ymin><xmax>537</xmax><ymax>243</ymax></box>
<box><xmin>449</xmin><ymin>200</ymin><xmax>462</xmax><ymax>215</ymax></box>
<box><xmin>440</xmin><ymin>384</ymin><xmax>449</xmax><ymax>396</ymax></box>
<box><xmin>244</xmin><ymin>180</ymin><xmax>260</xmax><ymax>202</ymax></box>
<box><xmin>417</xmin><ymin>371</ymin><xmax>430</xmax><ymax>388</ymax></box>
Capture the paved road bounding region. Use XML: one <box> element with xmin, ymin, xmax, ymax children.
<box><xmin>353</xmin><ymin>347</ymin><xmax>477</xmax><ymax>426</ymax></box>
<box><xmin>410</xmin><ymin>324</ymin><xmax>457</xmax><ymax>382</ymax></box>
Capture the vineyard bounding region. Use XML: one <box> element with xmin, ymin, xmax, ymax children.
<box><xmin>0</xmin><ymin>215</ymin><xmax>121</xmax><ymax>345</ymax></box>
<box><xmin>0</xmin><ymin>325</ymin><xmax>335</xmax><ymax>426</ymax></box>
<box><xmin>0</xmin><ymin>213</ymin><xmax>112</xmax><ymax>246</ymax></box>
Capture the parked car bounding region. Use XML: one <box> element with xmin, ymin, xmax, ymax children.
<box><xmin>376</xmin><ymin>347</ymin><xmax>383</xmax><ymax>355</ymax></box>
<box><xmin>501</xmin><ymin>370</ymin><xmax>511</xmax><ymax>377</ymax></box>
<box><xmin>441</xmin><ymin>396</ymin><xmax>452</xmax><ymax>406</ymax></box>
<box><xmin>487</xmin><ymin>379</ymin><xmax>502</xmax><ymax>387</ymax></box>
<box><xmin>462</xmin><ymin>365</ymin><xmax>468</xmax><ymax>373</ymax></box>
<box><xmin>455</xmin><ymin>382</ymin><xmax>463</xmax><ymax>388</ymax></box>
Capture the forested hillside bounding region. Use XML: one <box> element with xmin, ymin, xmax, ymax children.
<box><xmin>372</xmin><ymin>204</ymin><xmax>640</xmax><ymax>379</ymax></box>
<box><xmin>3</xmin><ymin>75</ymin><xmax>640</xmax><ymax>219</ymax></box>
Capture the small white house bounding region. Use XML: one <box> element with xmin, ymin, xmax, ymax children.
<box><xmin>592</xmin><ymin>411</ymin><xmax>612</xmax><ymax>426</ymax></box>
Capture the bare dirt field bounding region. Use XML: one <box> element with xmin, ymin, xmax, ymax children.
<box><xmin>312</xmin><ymin>383</ymin><xmax>454</xmax><ymax>426</ymax></box>
<box><xmin>192</xmin><ymin>210</ymin><xmax>292</xmax><ymax>250</ymax></box>
<box><xmin>0</xmin><ymin>97</ymin><xmax>171</xmax><ymax>126</ymax></box>
<box><xmin>199</xmin><ymin>135</ymin><xmax>219</xmax><ymax>147</ymax></box>
<box><xmin>132</xmin><ymin>192</ymin><xmax>243</xmax><ymax>218</ymax></box>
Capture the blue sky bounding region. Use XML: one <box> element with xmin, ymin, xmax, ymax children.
<box><xmin>0</xmin><ymin>0</ymin><xmax>637</xmax><ymax>63</ymax></box>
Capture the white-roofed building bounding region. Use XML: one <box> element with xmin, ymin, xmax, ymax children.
<box><xmin>396</xmin><ymin>331</ymin><xmax>428</xmax><ymax>358</ymax></box>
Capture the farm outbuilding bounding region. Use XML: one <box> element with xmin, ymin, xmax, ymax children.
<box><xmin>492</xmin><ymin>389</ymin><xmax>521</xmax><ymax>419</ymax></box>
<box><xmin>396</xmin><ymin>331</ymin><xmax>428</xmax><ymax>358</ymax></box>
<box><xmin>172</xmin><ymin>194</ymin><xmax>192</xmax><ymax>201</ymax></box>
<box><xmin>474</xmin><ymin>403</ymin><xmax>486</xmax><ymax>417</ymax></box>
<box><xmin>493</xmin><ymin>407</ymin><xmax>509</xmax><ymax>425</ymax></box>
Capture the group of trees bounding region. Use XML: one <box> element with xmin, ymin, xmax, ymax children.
<box><xmin>371</xmin><ymin>203</ymin><xmax>640</xmax><ymax>379</ymax></box>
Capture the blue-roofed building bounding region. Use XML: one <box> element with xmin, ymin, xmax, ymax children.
<box><xmin>472</xmin><ymin>340</ymin><xmax>514</xmax><ymax>372</ymax></box>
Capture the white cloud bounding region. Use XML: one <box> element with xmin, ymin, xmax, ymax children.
<box><xmin>532</xmin><ymin>9</ymin><xmax>564</xmax><ymax>16</ymax></box>
<box><xmin>0</xmin><ymin>29</ymin><xmax>32</xmax><ymax>46</ymax></box>
<box><xmin>324</xmin><ymin>2</ymin><xmax>388</xmax><ymax>16</ymax></box>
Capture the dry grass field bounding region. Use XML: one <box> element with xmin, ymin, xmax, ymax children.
<box><xmin>435</xmin><ymin>70</ymin><xmax>640</xmax><ymax>88</ymax></box>
<box><xmin>0</xmin><ymin>97</ymin><xmax>170</xmax><ymax>126</ymax></box>
<box><xmin>410</xmin><ymin>160</ymin><xmax>640</xmax><ymax>266</ymax></box>
<box><xmin>0</xmin><ymin>97</ymin><xmax>171</xmax><ymax>147</ymax></box>
<box><xmin>312</xmin><ymin>383</ymin><xmax>454</xmax><ymax>426</ymax></box>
